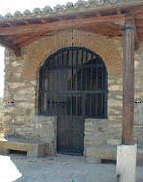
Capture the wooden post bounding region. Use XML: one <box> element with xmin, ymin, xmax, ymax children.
<box><xmin>122</xmin><ymin>17</ymin><xmax>135</xmax><ymax>145</ymax></box>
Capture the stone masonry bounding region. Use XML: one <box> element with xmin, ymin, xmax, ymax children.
<box><xmin>2</xmin><ymin>29</ymin><xmax>143</xmax><ymax>155</ymax></box>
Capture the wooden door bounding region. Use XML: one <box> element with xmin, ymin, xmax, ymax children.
<box><xmin>57</xmin><ymin>116</ymin><xmax>84</xmax><ymax>155</ymax></box>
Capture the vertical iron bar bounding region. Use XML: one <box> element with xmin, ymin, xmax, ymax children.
<box><xmin>66</xmin><ymin>50</ymin><xmax>69</xmax><ymax>66</ymax></box>
<box><xmin>38</xmin><ymin>68</ymin><xmax>42</xmax><ymax>114</ymax></box>
<box><xmin>86</xmin><ymin>51</ymin><xmax>88</xmax><ymax>64</ymax></box>
<box><xmin>89</xmin><ymin>95</ymin><xmax>92</xmax><ymax>116</ymax></box>
<box><xmin>86</xmin><ymin>52</ymin><xmax>88</xmax><ymax>90</ymax></box>
<box><xmin>91</xmin><ymin>67</ymin><xmax>93</xmax><ymax>90</ymax></box>
<box><xmin>82</xmin><ymin>94</ymin><xmax>85</xmax><ymax>116</ymax></box>
<box><xmin>71</xmin><ymin>43</ymin><xmax>74</xmax><ymax>115</ymax></box>
<box><xmin>81</xmin><ymin>50</ymin><xmax>83</xmax><ymax>66</ymax></box>
<box><xmin>66</xmin><ymin>50</ymin><xmax>69</xmax><ymax>115</ymax></box>
<box><xmin>70</xmin><ymin>30</ymin><xmax>74</xmax><ymax>116</ymax></box>
<box><xmin>95</xmin><ymin>66</ymin><xmax>98</xmax><ymax>116</ymax></box>
<box><xmin>55</xmin><ymin>55</ymin><xmax>58</xmax><ymax>68</ymax></box>
<box><xmin>75</xmin><ymin>50</ymin><xmax>78</xmax><ymax>116</ymax></box>
<box><xmin>43</xmin><ymin>72</ymin><xmax>46</xmax><ymax>113</ymax></box>
<box><xmin>76</xmin><ymin>96</ymin><xmax>77</xmax><ymax>116</ymax></box>
<box><xmin>91</xmin><ymin>54</ymin><xmax>94</xmax><ymax>91</ymax></box>
<box><xmin>75</xmin><ymin>50</ymin><xmax>78</xmax><ymax>91</ymax></box>
<box><xmin>81</xmin><ymin>50</ymin><xmax>83</xmax><ymax>90</ymax></box>
<box><xmin>101</xmin><ymin>68</ymin><xmax>104</xmax><ymax>116</ymax></box>
<box><xmin>62</xmin><ymin>51</ymin><xmax>64</xmax><ymax>66</ymax></box>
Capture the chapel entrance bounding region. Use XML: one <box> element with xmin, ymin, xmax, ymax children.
<box><xmin>39</xmin><ymin>47</ymin><xmax>107</xmax><ymax>156</ymax></box>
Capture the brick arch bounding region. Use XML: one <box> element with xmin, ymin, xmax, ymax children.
<box><xmin>24</xmin><ymin>29</ymin><xmax>122</xmax><ymax>81</ymax></box>
<box><xmin>39</xmin><ymin>29</ymin><xmax>122</xmax><ymax>75</ymax></box>
<box><xmin>40</xmin><ymin>45</ymin><xmax>107</xmax><ymax>73</ymax></box>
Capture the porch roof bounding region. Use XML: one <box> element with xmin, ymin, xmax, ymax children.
<box><xmin>0</xmin><ymin>0</ymin><xmax>143</xmax><ymax>55</ymax></box>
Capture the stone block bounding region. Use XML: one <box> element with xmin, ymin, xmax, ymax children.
<box><xmin>84</xmin><ymin>131</ymin><xmax>94</xmax><ymax>135</ymax></box>
<box><xmin>85</xmin><ymin>122</ymin><xmax>93</xmax><ymax>126</ymax></box>
<box><xmin>11</xmin><ymin>61</ymin><xmax>23</xmax><ymax>67</ymax></box>
<box><xmin>84</xmin><ymin>146</ymin><xmax>117</xmax><ymax>161</ymax></box>
<box><xmin>0</xmin><ymin>139</ymin><xmax>50</xmax><ymax>157</ymax></box>
<box><xmin>108</xmin><ymin>99</ymin><xmax>122</xmax><ymax>107</ymax></box>
<box><xmin>107</xmin><ymin>139</ymin><xmax>121</xmax><ymax>146</ymax></box>
<box><xmin>30</xmin><ymin>80</ymin><xmax>37</xmax><ymax>86</ymax></box>
<box><xmin>108</xmin><ymin>79</ymin><xmax>115</xmax><ymax>84</ymax></box>
<box><xmin>14</xmin><ymin>73</ymin><xmax>22</xmax><ymax>78</ymax></box>
<box><xmin>109</xmin><ymin>85</ymin><xmax>123</xmax><ymax>91</ymax></box>
<box><xmin>14</xmin><ymin>94</ymin><xmax>35</xmax><ymax>101</ymax></box>
<box><xmin>115</xmin><ymin>95</ymin><xmax>122</xmax><ymax>99</ymax></box>
<box><xmin>116</xmin><ymin>78</ymin><xmax>123</xmax><ymax>84</ymax></box>
<box><xmin>18</xmin><ymin>87</ymin><xmax>35</xmax><ymax>94</ymax></box>
<box><xmin>7</xmin><ymin>82</ymin><xmax>25</xmax><ymax>89</ymax></box>
<box><xmin>85</xmin><ymin>128</ymin><xmax>94</xmax><ymax>131</ymax></box>
<box><xmin>17</xmin><ymin>102</ymin><xmax>35</xmax><ymax>108</ymax></box>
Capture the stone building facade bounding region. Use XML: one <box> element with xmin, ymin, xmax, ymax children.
<box><xmin>3</xmin><ymin>29</ymin><xmax>143</xmax><ymax>155</ymax></box>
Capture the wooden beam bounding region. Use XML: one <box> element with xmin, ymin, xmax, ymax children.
<box><xmin>77</xmin><ymin>26</ymin><xmax>122</xmax><ymax>36</ymax></box>
<box><xmin>122</xmin><ymin>16</ymin><xmax>135</xmax><ymax>145</ymax></box>
<box><xmin>0</xmin><ymin>38</ymin><xmax>21</xmax><ymax>56</ymax></box>
<box><xmin>11</xmin><ymin>31</ymin><xmax>55</xmax><ymax>45</ymax></box>
<box><xmin>19</xmin><ymin>31</ymin><xmax>57</xmax><ymax>47</ymax></box>
<box><xmin>81</xmin><ymin>21</ymin><xmax>122</xmax><ymax>30</ymax></box>
<box><xmin>0</xmin><ymin>14</ymin><xmax>125</xmax><ymax>36</ymax></box>
<box><xmin>13</xmin><ymin>46</ymin><xmax>21</xmax><ymax>57</ymax></box>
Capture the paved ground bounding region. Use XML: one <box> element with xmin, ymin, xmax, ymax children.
<box><xmin>0</xmin><ymin>153</ymin><xmax>143</xmax><ymax>182</ymax></box>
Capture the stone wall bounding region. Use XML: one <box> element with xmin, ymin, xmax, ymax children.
<box><xmin>108</xmin><ymin>74</ymin><xmax>123</xmax><ymax>144</ymax></box>
<box><xmin>134</xmin><ymin>42</ymin><xmax>143</xmax><ymax>147</ymax></box>
<box><xmin>3</xmin><ymin>29</ymin><xmax>143</xmax><ymax>153</ymax></box>
<box><xmin>84</xmin><ymin>119</ymin><xmax>109</xmax><ymax>148</ymax></box>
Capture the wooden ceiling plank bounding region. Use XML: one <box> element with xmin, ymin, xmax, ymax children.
<box><xmin>77</xmin><ymin>27</ymin><xmax>122</xmax><ymax>36</ymax></box>
<box><xmin>19</xmin><ymin>31</ymin><xmax>58</xmax><ymax>47</ymax></box>
<box><xmin>12</xmin><ymin>36</ymin><xmax>32</xmax><ymax>45</ymax></box>
<box><xmin>0</xmin><ymin>14</ymin><xmax>125</xmax><ymax>36</ymax></box>
<box><xmin>82</xmin><ymin>21</ymin><xmax>121</xmax><ymax>30</ymax></box>
<box><xmin>12</xmin><ymin>31</ymin><xmax>56</xmax><ymax>44</ymax></box>
<box><xmin>12</xmin><ymin>31</ymin><xmax>48</xmax><ymax>44</ymax></box>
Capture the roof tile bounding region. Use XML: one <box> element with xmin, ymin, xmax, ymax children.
<box><xmin>0</xmin><ymin>0</ymin><xmax>142</xmax><ymax>21</ymax></box>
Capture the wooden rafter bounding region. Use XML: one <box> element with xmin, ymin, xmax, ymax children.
<box><xmin>19</xmin><ymin>31</ymin><xmax>57</xmax><ymax>47</ymax></box>
<box><xmin>0</xmin><ymin>14</ymin><xmax>125</xmax><ymax>36</ymax></box>
<box><xmin>10</xmin><ymin>31</ymin><xmax>55</xmax><ymax>45</ymax></box>
<box><xmin>0</xmin><ymin>14</ymin><xmax>126</xmax><ymax>50</ymax></box>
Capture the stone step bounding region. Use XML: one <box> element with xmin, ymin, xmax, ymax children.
<box><xmin>85</xmin><ymin>146</ymin><xmax>143</xmax><ymax>164</ymax></box>
<box><xmin>0</xmin><ymin>138</ymin><xmax>49</xmax><ymax>157</ymax></box>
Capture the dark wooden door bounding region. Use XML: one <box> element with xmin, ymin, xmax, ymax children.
<box><xmin>57</xmin><ymin>116</ymin><xmax>84</xmax><ymax>155</ymax></box>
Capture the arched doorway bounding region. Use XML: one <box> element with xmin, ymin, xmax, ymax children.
<box><xmin>39</xmin><ymin>47</ymin><xmax>108</xmax><ymax>155</ymax></box>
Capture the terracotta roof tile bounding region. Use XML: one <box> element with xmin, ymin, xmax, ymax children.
<box><xmin>0</xmin><ymin>0</ymin><xmax>142</xmax><ymax>22</ymax></box>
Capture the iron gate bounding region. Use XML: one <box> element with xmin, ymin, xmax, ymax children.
<box><xmin>39</xmin><ymin>47</ymin><xmax>108</xmax><ymax>155</ymax></box>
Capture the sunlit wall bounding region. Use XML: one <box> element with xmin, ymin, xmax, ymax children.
<box><xmin>0</xmin><ymin>46</ymin><xmax>5</xmax><ymax>98</ymax></box>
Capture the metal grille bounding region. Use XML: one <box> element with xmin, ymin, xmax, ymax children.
<box><xmin>39</xmin><ymin>47</ymin><xmax>108</xmax><ymax>118</ymax></box>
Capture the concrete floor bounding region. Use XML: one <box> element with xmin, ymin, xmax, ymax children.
<box><xmin>0</xmin><ymin>153</ymin><xmax>143</xmax><ymax>182</ymax></box>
